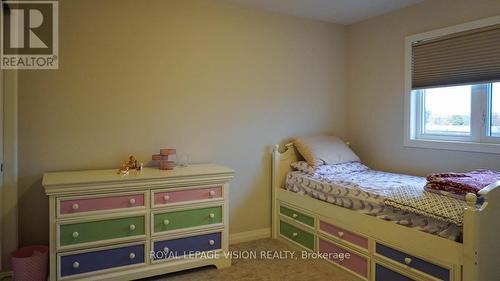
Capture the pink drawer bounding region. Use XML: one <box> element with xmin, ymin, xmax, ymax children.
<box><xmin>154</xmin><ymin>186</ymin><xmax>222</xmax><ymax>206</ymax></box>
<box><xmin>320</xmin><ymin>221</ymin><xmax>368</xmax><ymax>250</ymax></box>
<box><xmin>59</xmin><ymin>193</ymin><xmax>145</xmax><ymax>216</ymax></box>
<box><xmin>319</xmin><ymin>238</ymin><xmax>369</xmax><ymax>278</ymax></box>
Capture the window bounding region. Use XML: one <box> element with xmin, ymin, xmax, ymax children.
<box><xmin>412</xmin><ymin>83</ymin><xmax>500</xmax><ymax>144</ymax></box>
<box><xmin>419</xmin><ymin>85</ymin><xmax>471</xmax><ymax>138</ymax></box>
<box><xmin>405</xmin><ymin>16</ymin><xmax>500</xmax><ymax>153</ymax></box>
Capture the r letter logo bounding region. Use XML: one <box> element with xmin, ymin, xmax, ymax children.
<box><xmin>1</xmin><ymin>1</ymin><xmax>58</xmax><ymax>69</ymax></box>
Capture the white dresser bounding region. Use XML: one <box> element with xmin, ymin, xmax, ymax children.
<box><xmin>43</xmin><ymin>164</ymin><xmax>234</xmax><ymax>281</ymax></box>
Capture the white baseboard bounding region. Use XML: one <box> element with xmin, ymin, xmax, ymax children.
<box><xmin>229</xmin><ymin>228</ymin><xmax>271</xmax><ymax>245</ymax></box>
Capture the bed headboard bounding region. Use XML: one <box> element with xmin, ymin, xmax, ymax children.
<box><xmin>271</xmin><ymin>141</ymin><xmax>351</xmax><ymax>191</ymax></box>
<box><xmin>271</xmin><ymin>143</ymin><xmax>298</xmax><ymax>238</ymax></box>
<box><xmin>271</xmin><ymin>143</ymin><xmax>299</xmax><ymax>192</ymax></box>
<box><xmin>270</xmin><ymin>140</ymin><xmax>349</xmax><ymax>238</ymax></box>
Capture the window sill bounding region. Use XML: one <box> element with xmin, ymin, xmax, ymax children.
<box><xmin>404</xmin><ymin>138</ymin><xmax>500</xmax><ymax>154</ymax></box>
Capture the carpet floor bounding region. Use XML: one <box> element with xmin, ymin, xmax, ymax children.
<box><xmin>143</xmin><ymin>238</ymin><xmax>358</xmax><ymax>281</ymax></box>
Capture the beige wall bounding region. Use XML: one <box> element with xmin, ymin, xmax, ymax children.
<box><xmin>18</xmin><ymin>0</ymin><xmax>500</xmax><ymax>247</ymax></box>
<box><xmin>347</xmin><ymin>0</ymin><xmax>500</xmax><ymax>176</ymax></box>
<box><xmin>18</xmin><ymin>0</ymin><xmax>347</xmax><ymax>245</ymax></box>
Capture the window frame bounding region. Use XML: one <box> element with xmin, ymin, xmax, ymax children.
<box><xmin>485</xmin><ymin>83</ymin><xmax>500</xmax><ymax>140</ymax></box>
<box><xmin>404</xmin><ymin>15</ymin><xmax>500</xmax><ymax>154</ymax></box>
<box><xmin>413</xmin><ymin>84</ymin><xmax>500</xmax><ymax>144</ymax></box>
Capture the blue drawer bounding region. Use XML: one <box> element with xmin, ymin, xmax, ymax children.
<box><xmin>60</xmin><ymin>244</ymin><xmax>144</xmax><ymax>277</ymax></box>
<box><xmin>375</xmin><ymin>264</ymin><xmax>416</xmax><ymax>281</ymax></box>
<box><xmin>376</xmin><ymin>243</ymin><xmax>449</xmax><ymax>280</ymax></box>
<box><xmin>152</xmin><ymin>232</ymin><xmax>221</xmax><ymax>261</ymax></box>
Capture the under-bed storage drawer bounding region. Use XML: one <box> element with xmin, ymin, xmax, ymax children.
<box><xmin>151</xmin><ymin>232</ymin><xmax>222</xmax><ymax>262</ymax></box>
<box><xmin>319</xmin><ymin>237</ymin><xmax>369</xmax><ymax>279</ymax></box>
<box><xmin>319</xmin><ymin>220</ymin><xmax>368</xmax><ymax>251</ymax></box>
<box><xmin>280</xmin><ymin>205</ymin><xmax>314</xmax><ymax>227</ymax></box>
<box><xmin>376</xmin><ymin>243</ymin><xmax>450</xmax><ymax>281</ymax></box>
<box><xmin>279</xmin><ymin>221</ymin><xmax>314</xmax><ymax>250</ymax></box>
<box><xmin>375</xmin><ymin>263</ymin><xmax>418</xmax><ymax>281</ymax></box>
<box><xmin>59</xmin><ymin>243</ymin><xmax>145</xmax><ymax>278</ymax></box>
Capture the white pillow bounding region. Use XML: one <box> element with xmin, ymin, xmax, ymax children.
<box><xmin>294</xmin><ymin>136</ymin><xmax>360</xmax><ymax>167</ymax></box>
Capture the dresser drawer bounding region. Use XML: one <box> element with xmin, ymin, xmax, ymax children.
<box><xmin>58</xmin><ymin>192</ymin><xmax>146</xmax><ymax>217</ymax></box>
<box><xmin>280</xmin><ymin>205</ymin><xmax>314</xmax><ymax>227</ymax></box>
<box><xmin>58</xmin><ymin>215</ymin><xmax>145</xmax><ymax>248</ymax></box>
<box><xmin>319</xmin><ymin>220</ymin><xmax>368</xmax><ymax>251</ymax></box>
<box><xmin>376</xmin><ymin>243</ymin><xmax>450</xmax><ymax>281</ymax></box>
<box><xmin>153</xmin><ymin>186</ymin><xmax>222</xmax><ymax>207</ymax></box>
<box><xmin>375</xmin><ymin>263</ymin><xmax>418</xmax><ymax>281</ymax></box>
<box><xmin>319</xmin><ymin>237</ymin><xmax>369</xmax><ymax>279</ymax></box>
<box><xmin>153</xmin><ymin>206</ymin><xmax>222</xmax><ymax>234</ymax></box>
<box><xmin>279</xmin><ymin>221</ymin><xmax>314</xmax><ymax>250</ymax></box>
<box><xmin>152</xmin><ymin>232</ymin><xmax>221</xmax><ymax>262</ymax></box>
<box><xmin>59</xmin><ymin>243</ymin><xmax>145</xmax><ymax>278</ymax></box>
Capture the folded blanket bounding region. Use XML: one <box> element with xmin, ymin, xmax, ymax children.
<box><xmin>424</xmin><ymin>186</ymin><xmax>467</xmax><ymax>201</ymax></box>
<box><xmin>425</xmin><ymin>169</ymin><xmax>500</xmax><ymax>197</ymax></box>
<box><xmin>385</xmin><ymin>184</ymin><xmax>466</xmax><ymax>226</ymax></box>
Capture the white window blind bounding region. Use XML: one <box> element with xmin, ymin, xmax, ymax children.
<box><xmin>412</xmin><ymin>24</ymin><xmax>500</xmax><ymax>89</ymax></box>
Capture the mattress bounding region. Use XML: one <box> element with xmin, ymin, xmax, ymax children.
<box><xmin>285</xmin><ymin>170</ymin><xmax>463</xmax><ymax>241</ymax></box>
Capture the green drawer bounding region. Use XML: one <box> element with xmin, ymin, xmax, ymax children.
<box><xmin>280</xmin><ymin>221</ymin><xmax>314</xmax><ymax>250</ymax></box>
<box><xmin>59</xmin><ymin>216</ymin><xmax>145</xmax><ymax>246</ymax></box>
<box><xmin>154</xmin><ymin>206</ymin><xmax>222</xmax><ymax>233</ymax></box>
<box><xmin>280</xmin><ymin>205</ymin><xmax>314</xmax><ymax>227</ymax></box>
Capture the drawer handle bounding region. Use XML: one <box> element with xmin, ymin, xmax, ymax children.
<box><xmin>129</xmin><ymin>224</ymin><xmax>136</xmax><ymax>231</ymax></box>
<box><xmin>129</xmin><ymin>198</ymin><xmax>136</xmax><ymax>205</ymax></box>
<box><xmin>209</xmin><ymin>239</ymin><xmax>215</xmax><ymax>246</ymax></box>
<box><xmin>404</xmin><ymin>257</ymin><xmax>412</xmax><ymax>265</ymax></box>
<box><xmin>164</xmin><ymin>195</ymin><xmax>170</xmax><ymax>201</ymax></box>
<box><xmin>292</xmin><ymin>213</ymin><xmax>298</xmax><ymax>218</ymax></box>
<box><xmin>338</xmin><ymin>231</ymin><xmax>344</xmax><ymax>238</ymax></box>
<box><xmin>72</xmin><ymin>232</ymin><xmax>79</xmax><ymax>239</ymax></box>
<box><xmin>292</xmin><ymin>232</ymin><xmax>298</xmax><ymax>237</ymax></box>
<box><xmin>163</xmin><ymin>247</ymin><xmax>169</xmax><ymax>253</ymax></box>
<box><xmin>209</xmin><ymin>213</ymin><xmax>215</xmax><ymax>219</ymax></box>
<box><xmin>72</xmin><ymin>261</ymin><xmax>79</xmax><ymax>269</ymax></box>
<box><xmin>72</xmin><ymin>203</ymin><xmax>79</xmax><ymax>210</ymax></box>
<box><xmin>163</xmin><ymin>219</ymin><xmax>170</xmax><ymax>225</ymax></box>
<box><xmin>129</xmin><ymin>252</ymin><xmax>136</xmax><ymax>260</ymax></box>
<box><xmin>209</xmin><ymin>190</ymin><xmax>216</xmax><ymax>197</ymax></box>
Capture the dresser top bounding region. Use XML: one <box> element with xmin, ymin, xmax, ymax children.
<box><xmin>43</xmin><ymin>164</ymin><xmax>234</xmax><ymax>192</ymax></box>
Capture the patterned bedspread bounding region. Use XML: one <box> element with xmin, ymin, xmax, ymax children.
<box><xmin>285</xmin><ymin>170</ymin><xmax>463</xmax><ymax>241</ymax></box>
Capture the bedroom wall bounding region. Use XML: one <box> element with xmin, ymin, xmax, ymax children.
<box><xmin>347</xmin><ymin>0</ymin><xmax>500</xmax><ymax>176</ymax></box>
<box><xmin>17</xmin><ymin>0</ymin><xmax>347</xmax><ymax>245</ymax></box>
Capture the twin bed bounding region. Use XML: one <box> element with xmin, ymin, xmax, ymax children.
<box><xmin>285</xmin><ymin>164</ymin><xmax>463</xmax><ymax>241</ymax></box>
<box><xmin>271</xmin><ymin>142</ymin><xmax>499</xmax><ymax>281</ymax></box>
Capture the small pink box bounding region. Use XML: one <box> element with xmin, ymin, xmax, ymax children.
<box><xmin>153</xmin><ymin>154</ymin><xmax>173</xmax><ymax>160</ymax></box>
<box><xmin>160</xmin><ymin>148</ymin><xmax>176</xmax><ymax>156</ymax></box>
<box><xmin>159</xmin><ymin>160</ymin><xmax>176</xmax><ymax>170</ymax></box>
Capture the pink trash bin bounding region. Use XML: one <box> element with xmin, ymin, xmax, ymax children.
<box><xmin>11</xmin><ymin>245</ymin><xmax>48</xmax><ymax>281</ymax></box>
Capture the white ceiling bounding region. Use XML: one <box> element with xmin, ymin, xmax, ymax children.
<box><xmin>223</xmin><ymin>0</ymin><xmax>423</xmax><ymax>24</ymax></box>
